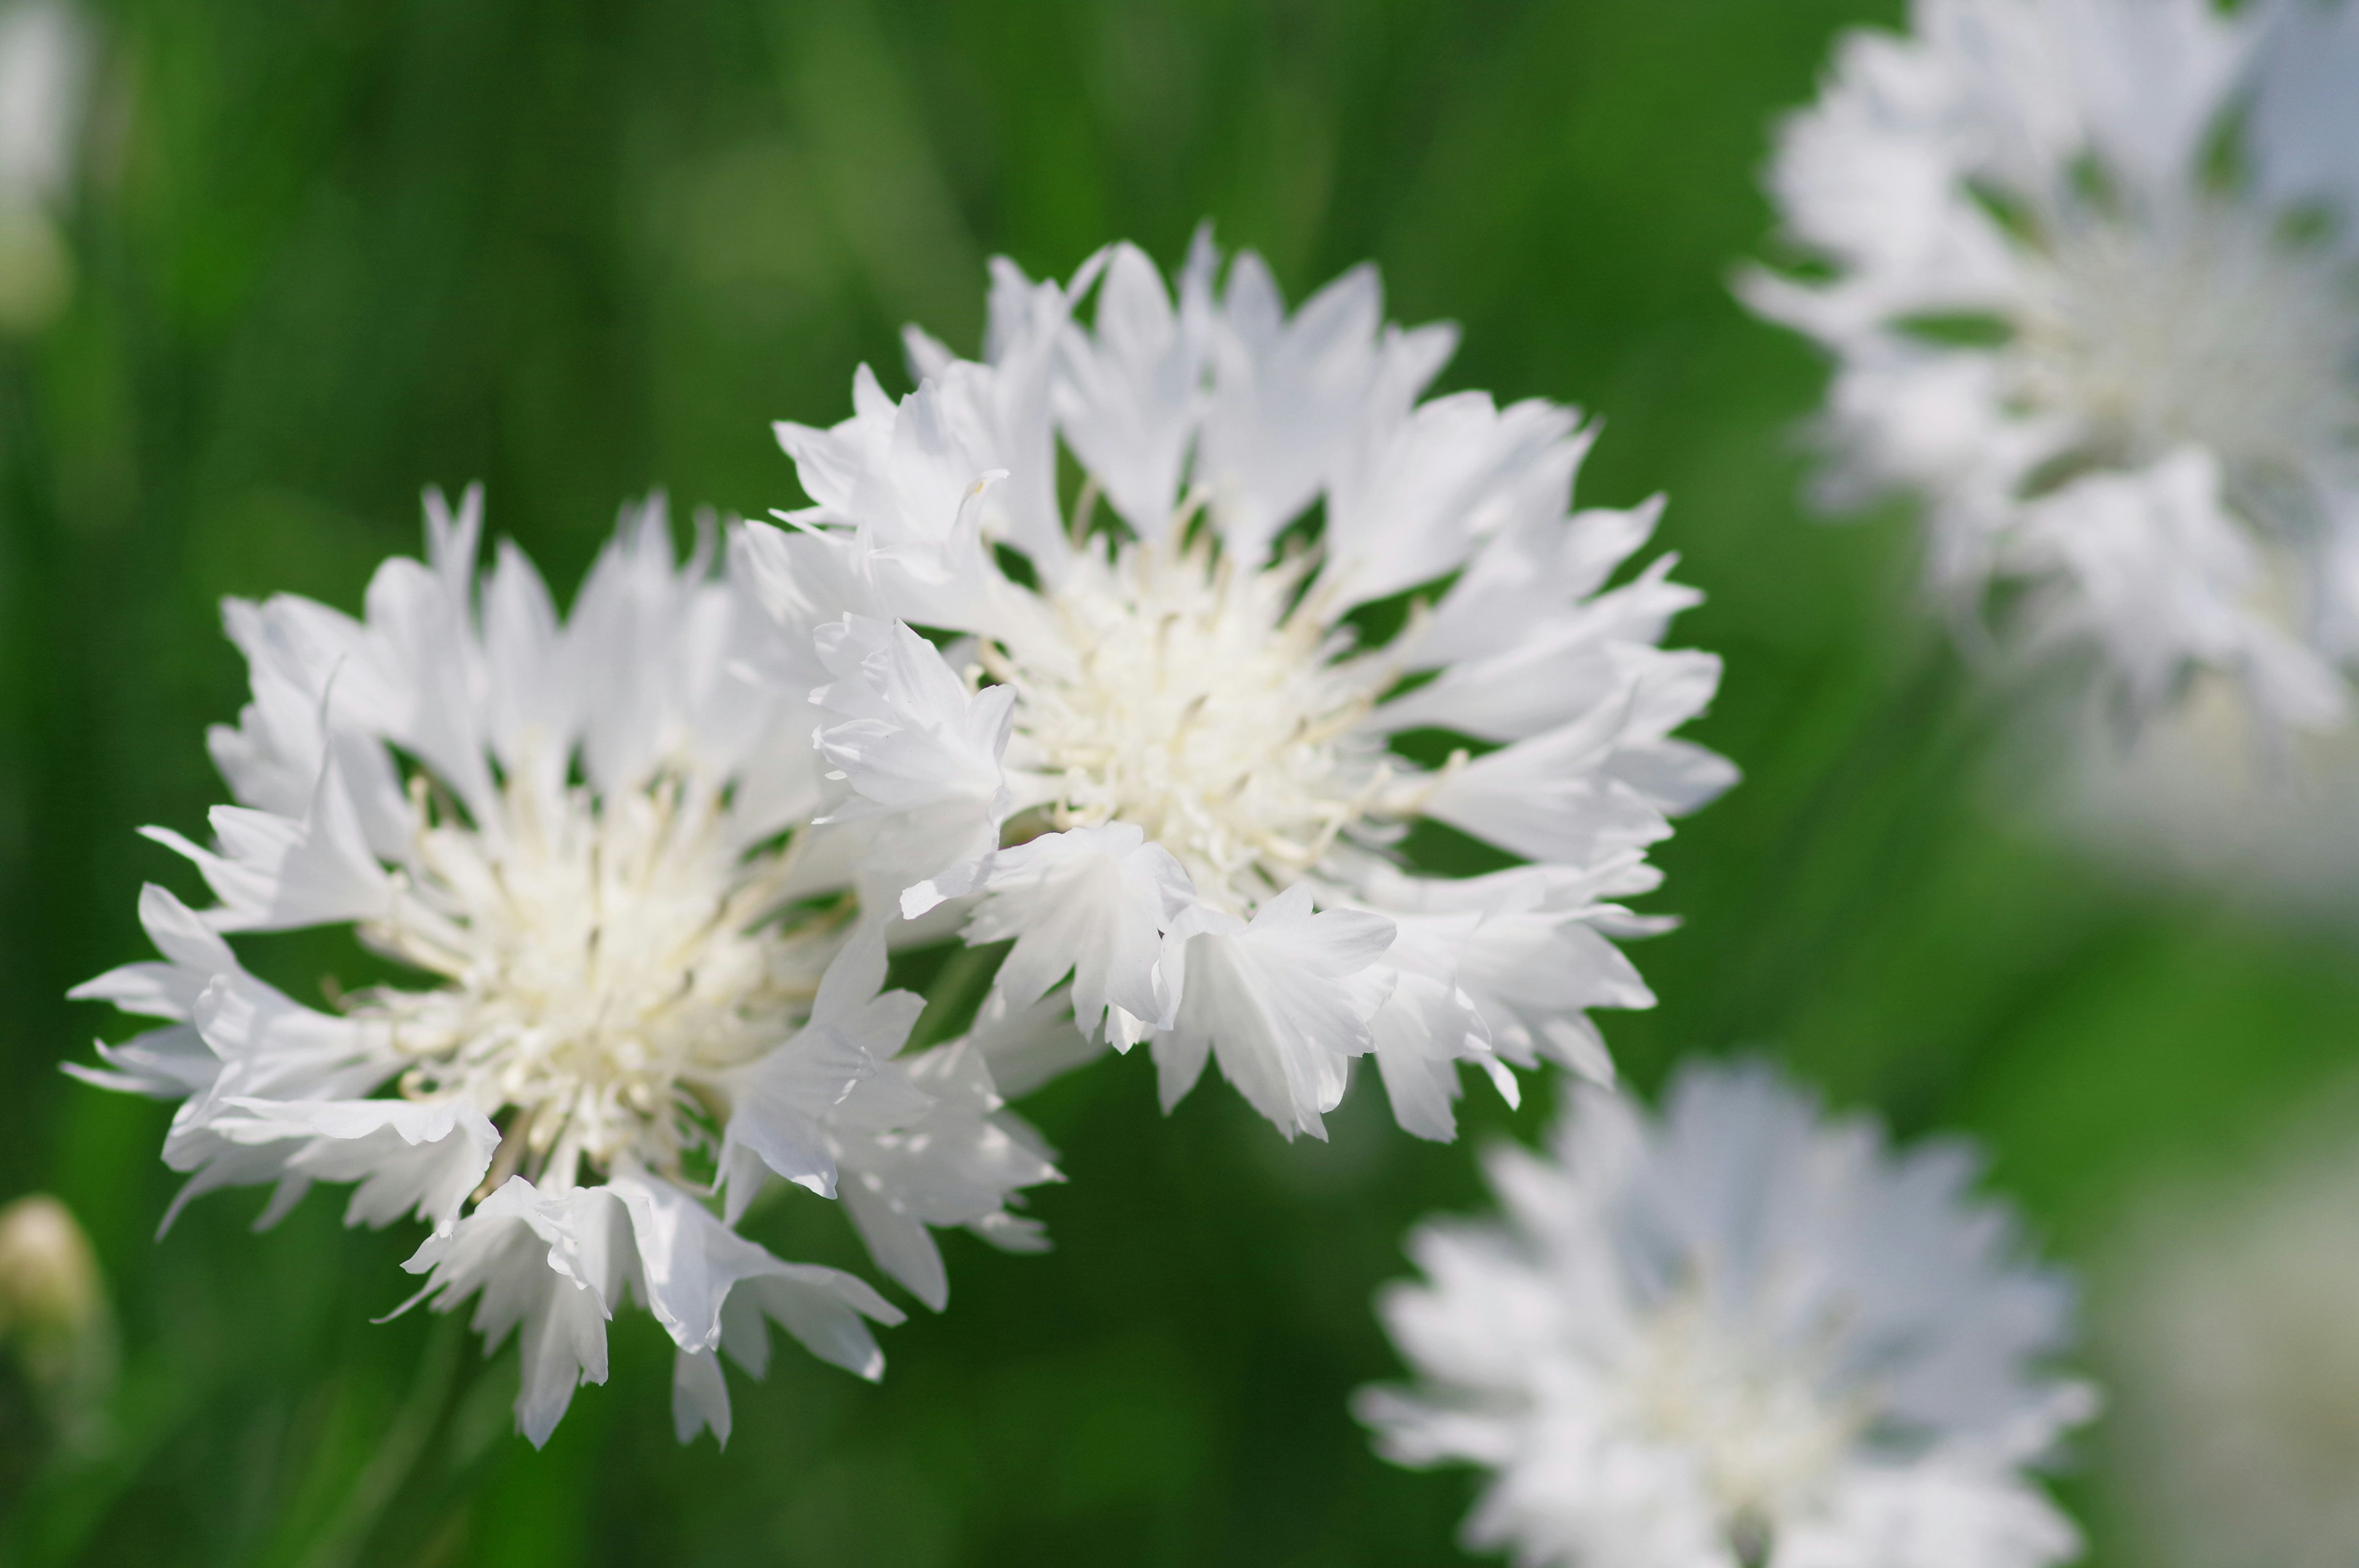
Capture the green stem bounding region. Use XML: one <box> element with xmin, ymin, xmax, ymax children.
<box><xmin>291</xmin><ymin>1316</ymin><xmax>467</xmax><ymax>1568</ymax></box>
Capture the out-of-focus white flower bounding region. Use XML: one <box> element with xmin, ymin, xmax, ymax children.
<box><xmin>1746</xmin><ymin>0</ymin><xmax>2359</xmax><ymax>738</ymax></box>
<box><xmin>1356</xmin><ymin>1061</ymin><xmax>2094</xmax><ymax>1568</ymax></box>
<box><xmin>69</xmin><ymin>492</ymin><xmax>1071</xmax><ymax>1446</ymax></box>
<box><xmin>2030</xmin><ymin>660</ymin><xmax>2359</xmax><ymax>915</ymax></box>
<box><xmin>2102</xmin><ymin>1109</ymin><xmax>2359</xmax><ymax>1568</ymax></box>
<box><xmin>748</xmin><ymin>232</ymin><xmax>1732</xmax><ymax>1145</ymax></box>
<box><xmin>0</xmin><ymin>2</ymin><xmax>90</xmax><ymax>332</ymax></box>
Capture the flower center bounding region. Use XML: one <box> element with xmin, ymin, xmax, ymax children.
<box><xmin>356</xmin><ymin>765</ymin><xmax>834</xmax><ymax>1189</ymax></box>
<box><xmin>1614</xmin><ymin>1289</ymin><xmax>1868</xmax><ymax>1552</ymax></box>
<box><xmin>985</xmin><ymin>532</ymin><xmax>1431</xmax><ymax>915</ymax></box>
<box><xmin>2011</xmin><ymin>204</ymin><xmax>2359</xmax><ymax>494</ymax></box>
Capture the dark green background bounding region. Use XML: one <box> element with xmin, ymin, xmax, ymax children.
<box><xmin>3</xmin><ymin>1</ymin><xmax>2353</xmax><ymax>1562</ymax></box>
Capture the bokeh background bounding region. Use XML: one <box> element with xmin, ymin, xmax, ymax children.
<box><xmin>3</xmin><ymin>1</ymin><xmax>2357</xmax><ymax>1563</ymax></box>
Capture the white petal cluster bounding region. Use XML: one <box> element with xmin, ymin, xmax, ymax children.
<box><xmin>71</xmin><ymin>491</ymin><xmax>1071</xmax><ymax>1445</ymax></box>
<box><xmin>1358</xmin><ymin>1062</ymin><xmax>2094</xmax><ymax>1568</ymax></box>
<box><xmin>1747</xmin><ymin>0</ymin><xmax>2359</xmax><ymax>734</ymax></box>
<box><xmin>748</xmin><ymin>232</ymin><xmax>1731</xmax><ymax>1144</ymax></box>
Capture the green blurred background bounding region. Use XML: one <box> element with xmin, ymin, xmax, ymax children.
<box><xmin>2</xmin><ymin>0</ymin><xmax>2355</xmax><ymax>1562</ymax></box>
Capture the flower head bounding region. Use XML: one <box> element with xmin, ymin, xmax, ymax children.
<box><xmin>70</xmin><ymin>491</ymin><xmax>1070</xmax><ymax>1445</ymax></box>
<box><xmin>1357</xmin><ymin>1061</ymin><xmax>2095</xmax><ymax>1568</ymax></box>
<box><xmin>749</xmin><ymin>232</ymin><xmax>1732</xmax><ymax>1144</ymax></box>
<box><xmin>1746</xmin><ymin>0</ymin><xmax>2359</xmax><ymax>734</ymax></box>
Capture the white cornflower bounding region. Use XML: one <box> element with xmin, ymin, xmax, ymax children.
<box><xmin>2103</xmin><ymin>1109</ymin><xmax>2359</xmax><ymax>1568</ymax></box>
<box><xmin>1745</xmin><ymin>0</ymin><xmax>2359</xmax><ymax>735</ymax></box>
<box><xmin>69</xmin><ymin>491</ymin><xmax>1070</xmax><ymax>1446</ymax></box>
<box><xmin>746</xmin><ymin>232</ymin><xmax>1732</xmax><ymax>1144</ymax></box>
<box><xmin>1356</xmin><ymin>1061</ymin><xmax>2095</xmax><ymax>1568</ymax></box>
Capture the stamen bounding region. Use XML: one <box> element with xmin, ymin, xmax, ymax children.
<box><xmin>354</xmin><ymin>763</ymin><xmax>835</xmax><ymax>1182</ymax></box>
<box><xmin>990</xmin><ymin>534</ymin><xmax>1439</xmax><ymax>913</ymax></box>
<box><xmin>2012</xmin><ymin>205</ymin><xmax>2359</xmax><ymax>499</ymax></box>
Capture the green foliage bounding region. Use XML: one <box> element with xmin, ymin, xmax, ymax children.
<box><xmin>3</xmin><ymin>0</ymin><xmax>2355</xmax><ymax>1562</ymax></box>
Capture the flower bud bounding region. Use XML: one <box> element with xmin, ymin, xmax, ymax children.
<box><xmin>0</xmin><ymin>1193</ymin><xmax>114</xmax><ymax>1453</ymax></box>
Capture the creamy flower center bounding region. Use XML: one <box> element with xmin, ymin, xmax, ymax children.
<box><xmin>2012</xmin><ymin>205</ymin><xmax>2359</xmax><ymax>491</ymax></box>
<box><xmin>358</xmin><ymin>765</ymin><xmax>835</xmax><ymax>1188</ymax></box>
<box><xmin>1614</xmin><ymin>1289</ymin><xmax>1868</xmax><ymax>1554</ymax></box>
<box><xmin>985</xmin><ymin>531</ymin><xmax>1434</xmax><ymax>914</ymax></box>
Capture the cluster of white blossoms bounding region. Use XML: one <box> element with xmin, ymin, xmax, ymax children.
<box><xmin>71</xmin><ymin>237</ymin><xmax>1739</xmax><ymax>1446</ymax></box>
<box><xmin>1358</xmin><ymin>1062</ymin><xmax>2096</xmax><ymax>1568</ymax></box>
<box><xmin>1746</xmin><ymin>0</ymin><xmax>2359</xmax><ymax>737</ymax></box>
<box><xmin>68</xmin><ymin>216</ymin><xmax>2100</xmax><ymax>1532</ymax></box>
<box><xmin>749</xmin><ymin>232</ymin><xmax>1734</xmax><ymax>1144</ymax></box>
<box><xmin>70</xmin><ymin>492</ymin><xmax>1082</xmax><ymax>1445</ymax></box>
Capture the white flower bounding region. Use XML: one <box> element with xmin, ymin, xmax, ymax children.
<box><xmin>1356</xmin><ymin>1061</ymin><xmax>2095</xmax><ymax>1568</ymax></box>
<box><xmin>2102</xmin><ymin>1107</ymin><xmax>2359</xmax><ymax>1568</ymax></box>
<box><xmin>1745</xmin><ymin>0</ymin><xmax>2359</xmax><ymax>735</ymax></box>
<box><xmin>69</xmin><ymin>491</ymin><xmax>1073</xmax><ymax>1445</ymax></box>
<box><xmin>746</xmin><ymin>232</ymin><xmax>1732</xmax><ymax>1144</ymax></box>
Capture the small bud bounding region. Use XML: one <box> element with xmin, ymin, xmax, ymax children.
<box><xmin>0</xmin><ymin>1195</ymin><xmax>101</xmax><ymax>1344</ymax></box>
<box><xmin>0</xmin><ymin>1194</ymin><xmax>114</xmax><ymax>1453</ymax></box>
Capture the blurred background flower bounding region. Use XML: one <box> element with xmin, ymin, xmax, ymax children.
<box><xmin>0</xmin><ymin>2</ymin><xmax>90</xmax><ymax>335</ymax></box>
<box><xmin>2099</xmin><ymin>1078</ymin><xmax>2359</xmax><ymax>1568</ymax></box>
<box><xmin>1747</xmin><ymin>0</ymin><xmax>2359</xmax><ymax>741</ymax></box>
<box><xmin>2032</xmin><ymin>673</ymin><xmax>2359</xmax><ymax>922</ymax></box>
<box><xmin>2</xmin><ymin>1</ymin><xmax>2357</xmax><ymax>1565</ymax></box>
<box><xmin>1359</xmin><ymin>1062</ymin><xmax>2093</xmax><ymax>1568</ymax></box>
<box><xmin>1747</xmin><ymin>0</ymin><xmax>2359</xmax><ymax>921</ymax></box>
